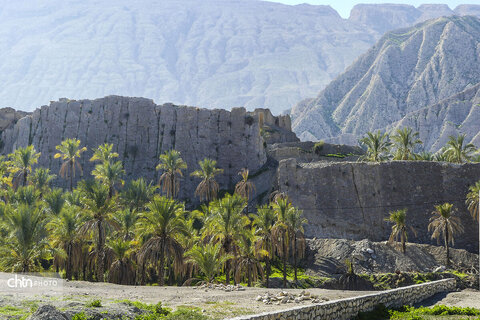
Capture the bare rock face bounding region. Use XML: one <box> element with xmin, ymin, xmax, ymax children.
<box><xmin>1</xmin><ymin>96</ymin><xmax>275</xmax><ymax>202</ymax></box>
<box><xmin>387</xmin><ymin>83</ymin><xmax>480</xmax><ymax>152</ymax></box>
<box><xmin>0</xmin><ymin>107</ymin><xmax>28</xmax><ymax>132</ymax></box>
<box><xmin>292</xmin><ymin>16</ymin><xmax>480</xmax><ymax>152</ymax></box>
<box><xmin>278</xmin><ymin>159</ymin><xmax>480</xmax><ymax>252</ymax></box>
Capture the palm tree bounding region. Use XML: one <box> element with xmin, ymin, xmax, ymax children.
<box><xmin>287</xmin><ymin>207</ymin><xmax>307</xmax><ymax>282</ymax></box>
<box><xmin>137</xmin><ymin>196</ymin><xmax>187</xmax><ymax>286</ymax></box>
<box><xmin>78</xmin><ymin>180</ymin><xmax>117</xmax><ymax>282</ymax></box>
<box><xmin>384</xmin><ymin>209</ymin><xmax>415</xmax><ymax>253</ymax></box>
<box><xmin>90</xmin><ymin>143</ymin><xmax>119</xmax><ymax>163</ymax></box>
<box><xmin>0</xmin><ymin>204</ymin><xmax>48</xmax><ymax>272</ymax></box>
<box><xmin>428</xmin><ymin>203</ymin><xmax>464</xmax><ymax>265</ymax></box>
<box><xmin>358</xmin><ymin>131</ymin><xmax>392</xmax><ymax>162</ymax></box>
<box><xmin>156</xmin><ymin>150</ymin><xmax>187</xmax><ymax>199</ymax></box>
<box><xmin>54</xmin><ymin>139</ymin><xmax>87</xmax><ymax>191</ymax></box>
<box><xmin>443</xmin><ymin>134</ymin><xmax>477</xmax><ymax>163</ymax></box>
<box><xmin>11</xmin><ymin>185</ymin><xmax>41</xmax><ymax>207</ymax></box>
<box><xmin>92</xmin><ymin>160</ymin><xmax>125</xmax><ymax>198</ymax></box>
<box><xmin>48</xmin><ymin>206</ymin><xmax>82</xmax><ymax>280</ymax></box>
<box><xmin>44</xmin><ymin>188</ymin><xmax>66</xmax><ymax>216</ymax></box>
<box><xmin>272</xmin><ymin>197</ymin><xmax>294</xmax><ymax>288</ymax></box>
<box><xmin>9</xmin><ymin>145</ymin><xmax>41</xmax><ymax>187</ymax></box>
<box><xmin>0</xmin><ymin>156</ymin><xmax>13</xmax><ymax>199</ymax></box>
<box><xmin>466</xmin><ymin>181</ymin><xmax>480</xmax><ymax>221</ymax></box>
<box><xmin>29</xmin><ymin>168</ymin><xmax>56</xmax><ymax>196</ymax></box>
<box><xmin>417</xmin><ymin>151</ymin><xmax>434</xmax><ymax>161</ymax></box>
<box><xmin>206</xmin><ymin>193</ymin><xmax>248</xmax><ymax>285</ymax></box>
<box><xmin>112</xmin><ymin>208</ymin><xmax>138</xmax><ymax>240</ymax></box>
<box><xmin>186</xmin><ymin>243</ymin><xmax>231</xmax><ymax>283</ymax></box>
<box><xmin>252</xmin><ymin>204</ymin><xmax>276</xmax><ymax>287</ymax></box>
<box><xmin>107</xmin><ymin>239</ymin><xmax>135</xmax><ymax>285</ymax></box>
<box><xmin>121</xmin><ymin>178</ymin><xmax>156</xmax><ymax>211</ymax></box>
<box><xmin>191</xmin><ymin>158</ymin><xmax>223</xmax><ymax>202</ymax></box>
<box><xmin>235</xmin><ymin>229</ymin><xmax>264</xmax><ymax>287</ymax></box>
<box><xmin>391</xmin><ymin>127</ymin><xmax>422</xmax><ymax>160</ymax></box>
<box><xmin>235</xmin><ymin>168</ymin><xmax>256</xmax><ymax>201</ymax></box>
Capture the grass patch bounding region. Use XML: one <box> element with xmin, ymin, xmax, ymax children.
<box><xmin>356</xmin><ymin>304</ymin><xmax>480</xmax><ymax>320</ymax></box>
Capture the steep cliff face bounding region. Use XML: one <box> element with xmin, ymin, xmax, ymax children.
<box><xmin>292</xmin><ymin>16</ymin><xmax>480</xmax><ymax>150</ymax></box>
<box><xmin>278</xmin><ymin>159</ymin><xmax>480</xmax><ymax>252</ymax></box>
<box><xmin>1</xmin><ymin>96</ymin><xmax>273</xmax><ymax>201</ymax></box>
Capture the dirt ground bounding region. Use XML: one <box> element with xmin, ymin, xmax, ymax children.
<box><xmin>0</xmin><ymin>272</ymin><xmax>376</xmax><ymax>318</ymax></box>
<box><xmin>0</xmin><ymin>272</ymin><xmax>479</xmax><ymax>319</ymax></box>
<box><xmin>421</xmin><ymin>289</ymin><xmax>480</xmax><ymax>309</ymax></box>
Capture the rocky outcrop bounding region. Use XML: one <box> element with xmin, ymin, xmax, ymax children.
<box><xmin>292</xmin><ymin>16</ymin><xmax>480</xmax><ymax>151</ymax></box>
<box><xmin>277</xmin><ymin>159</ymin><xmax>480</xmax><ymax>252</ymax></box>
<box><xmin>1</xmin><ymin>96</ymin><xmax>278</xmax><ymax>201</ymax></box>
<box><xmin>0</xmin><ymin>107</ymin><xmax>28</xmax><ymax>132</ymax></box>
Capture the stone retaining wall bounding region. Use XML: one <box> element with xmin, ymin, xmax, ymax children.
<box><xmin>229</xmin><ymin>279</ymin><xmax>456</xmax><ymax>320</ymax></box>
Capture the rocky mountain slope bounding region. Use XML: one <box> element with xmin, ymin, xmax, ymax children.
<box><xmin>349</xmin><ymin>4</ymin><xmax>480</xmax><ymax>34</ymax></box>
<box><xmin>387</xmin><ymin>83</ymin><xmax>480</xmax><ymax>152</ymax></box>
<box><xmin>1</xmin><ymin>1</ymin><xmax>480</xmax><ymax>114</ymax></box>
<box><xmin>0</xmin><ymin>0</ymin><xmax>378</xmax><ymax>114</ymax></box>
<box><xmin>292</xmin><ymin>16</ymin><xmax>480</xmax><ymax>150</ymax></box>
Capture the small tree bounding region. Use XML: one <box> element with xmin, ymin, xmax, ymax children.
<box><xmin>384</xmin><ymin>209</ymin><xmax>415</xmax><ymax>253</ymax></box>
<box><xmin>428</xmin><ymin>203</ymin><xmax>464</xmax><ymax>265</ymax></box>
<box><xmin>466</xmin><ymin>181</ymin><xmax>480</xmax><ymax>222</ymax></box>
<box><xmin>191</xmin><ymin>158</ymin><xmax>223</xmax><ymax>202</ymax></box>
<box><xmin>156</xmin><ymin>150</ymin><xmax>187</xmax><ymax>199</ymax></box>
<box><xmin>54</xmin><ymin>138</ymin><xmax>87</xmax><ymax>191</ymax></box>
<box><xmin>358</xmin><ymin>131</ymin><xmax>391</xmax><ymax>162</ymax></box>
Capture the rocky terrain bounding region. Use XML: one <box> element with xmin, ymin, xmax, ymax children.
<box><xmin>292</xmin><ymin>16</ymin><xmax>480</xmax><ymax>151</ymax></box>
<box><xmin>2</xmin><ymin>1</ymin><xmax>480</xmax><ymax>114</ymax></box>
<box><xmin>305</xmin><ymin>239</ymin><xmax>478</xmax><ymax>276</ymax></box>
<box><xmin>387</xmin><ymin>82</ymin><xmax>480</xmax><ymax>152</ymax></box>
<box><xmin>277</xmin><ymin>159</ymin><xmax>480</xmax><ymax>252</ymax></box>
<box><xmin>0</xmin><ymin>96</ymin><xmax>296</xmax><ymax>202</ymax></box>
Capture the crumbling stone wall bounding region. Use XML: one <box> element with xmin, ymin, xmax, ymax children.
<box><xmin>278</xmin><ymin>159</ymin><xmax>480</xmax><ymax>252</ymax></box>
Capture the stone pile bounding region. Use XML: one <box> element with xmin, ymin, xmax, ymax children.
<box><xmin>193</xmin><ymin>283</ymin><xmax>246</xmax><ymax>292</ymax></box>
<box><xmin>255</xmin><ymin>290</ymin><xmax>323</xmax><ymax>305</ymax></box>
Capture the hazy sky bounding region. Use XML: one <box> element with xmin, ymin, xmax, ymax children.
<box><xmin>270</xmin><ymin>1</ymin><xmax>472</xmax><ymax>18</ymax></box>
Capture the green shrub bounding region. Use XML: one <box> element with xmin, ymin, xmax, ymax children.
<box><xmin>313</xmin><ymin>141</ymin><xmax>325</xmax><ymax>154</ymax></box>
<box><xmin>86</xmin><ymin>299</ymin><xmax>102</xmax><ymax>308</ymax></box>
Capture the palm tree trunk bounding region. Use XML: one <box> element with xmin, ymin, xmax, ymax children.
<box><xmin>293</xmin><ymin>235</ymin><xmax>298</xmax><ymax>282</ymax></box>
<box><xmin>66</xmin><ymin>243</ymin><xmax>72</xmax><ymax>280</ymax></box>
<box><xmin>247</xmin><ymin>266</ymin><xmax>251</xmax><ymax>287</ymax></box>
<box><xmin>70</xmin><ymin>161</ymin><xmax>74</xmax><ymax>191</ymax></box>
<box><xmin>445</xmin><ymin>224</ymin><xmax>450</xmax><ymax>266</ymax></box>
<box><xmin>402</xmin><ymin>232</ymin><xmax>406</xmax><ymax>254</ymax></box>
<box><xmin>23</xmin><ymin>169</ymin><xmax>27</xmax><ymax>186</ymax></box>
<box><xmin>282</xmin><ymin>237</ymin><xmax>287</xmax><ymax>288</ymax></box>
<box><xmin>158</xmin><ymin>238</ymin><xmax>166</xmax><ymax>286</ymax></box>
<box><xmin>97</xmin><ymin>221</ymin><xmax>105</xmax><ymax>282</ymax></box>
<box><xmin>265</xmin><ymin>257</ymin><xmax>270</xmax><ymax>288</ymax></box>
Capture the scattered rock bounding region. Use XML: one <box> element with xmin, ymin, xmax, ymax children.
<box><xmin>27</xmin><ymin>305</ymin><xmax>69</xmax><ymax>320</ymax></box>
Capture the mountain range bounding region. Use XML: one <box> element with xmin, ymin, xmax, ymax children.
<box><xmin>1</xmin><ymin>1</ymin><xmax>480</xmax><ymax>114</ymax></box>
<box><xmin>291</xmin><ymin>16</ymin><xmax>480</xmax><ymax>151</ymax></box>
